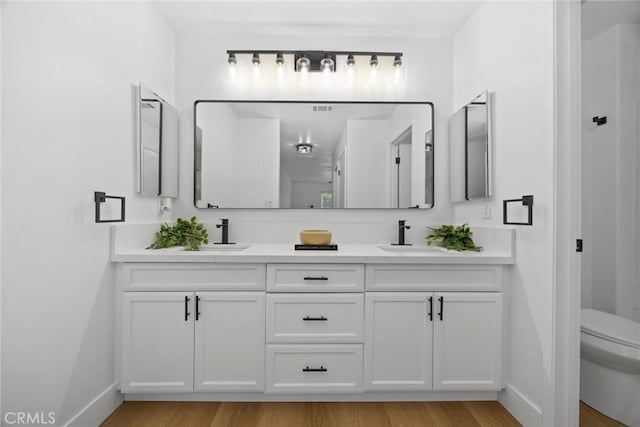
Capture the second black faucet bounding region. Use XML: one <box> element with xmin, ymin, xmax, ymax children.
<box><xmin>215</xmin><ymin>218</ymin><xmax>235</xmax><ymax>245</ymax></box>
<box><xmin>392</xmin><ymin>220</ymin><xmax>412</xmax><ymax>246</ymax></box>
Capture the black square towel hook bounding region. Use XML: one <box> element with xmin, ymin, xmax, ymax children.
<box><xmin>94</xmin><ymin>191</ymin><xmax>126</xmax><ymax>223</ymax></box>
<box><xmin>503</xmin><ymin>195</ymin><xmax>534</xmax><ymax>226</ymax></box>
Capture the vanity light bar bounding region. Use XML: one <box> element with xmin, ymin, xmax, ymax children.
<box><xmin>226</xmin><ymin>50</ymin><xmax>403</xmax><ymax>72</ymax></box>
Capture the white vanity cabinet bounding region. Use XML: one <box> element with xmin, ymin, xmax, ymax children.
<box><xmin>365</xmin><ymin>292</ymin><xmax>434</xmax><ymax>390</ymax></box>
<box><xmin>121</xmin><ymin>292</ymin><xmax>195</xmax><ymax>393</ymax></box>
<box><xmin>115</xmin><ymin>259</ymin><xmax>507</xmax><ymax>399</ymax></box>
<box><xmin>432</xmin><ymin>292</ymin><xmax>502</xmax><ymax>391</ymax></box>
<box><xmin>194</xmin><ymin>292</ymin><xmax>265</xmax><ymax>392</ymax></box>
<box><xmin>264</xmin><ymin>263</ymin><xmax>365</xmax><ymax>393</ymax></box>
<box><xmin>364</xmin><ymin>265</ymin><xmax>504</xmax><ymax>392</ymax></box>
<box><xmin>117</xmin><ymin>263</ymin><xmax>266</xmax><ymax>394</ymax></box>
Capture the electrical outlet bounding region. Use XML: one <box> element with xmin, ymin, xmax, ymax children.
<box><xmin>482</xmin><ymin>203</ymin><xmax>492</xmax><ymax>219</ymax></box>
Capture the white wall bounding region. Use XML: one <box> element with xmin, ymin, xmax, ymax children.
<box><xmin>236</xmin><ymin>118</ymin><xmax>280</xmax><ymax>208</ymax></box>
<box><xmin>291</xmin><ymin>181</ymin><xmax>332</xmax><ymax>209</ymax></box>
<box><xmin>452</xmin><ymin>2</ymin><xmax>555</xmax><ymax>425</ymax></box>
<box><xmin>279</xmin><ymin>169</ymin><xmax>293</xmax><ymax>208</ymax></box>
<box><xmin>173</xmin><ymin>31</ymin><xmax>453</xmax><ymax>241</ymax></box>
<box><xmin>198</xmin><ymin>103</ymin><xmax>238</xmax><ymax>207</ymax></box>
<box><xmin>346</xmin><ymin>119</ymin><xmax>390</xmax><ymax>208</ymax></box>
<box><xmin>1</xmin><ymin>2</ymin><xmax>174</xmax><ymax>425</ymax></box>
<box><xmin>581</xmin><ymin>23</ymin><xmax>640</xmax><ymax>322</ymax></box>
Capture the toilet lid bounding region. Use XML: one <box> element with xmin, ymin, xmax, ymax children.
<box><xmin>581</xmin><ymin>309</ymin><xmax>640</xmax><ymax>349</ymax></box>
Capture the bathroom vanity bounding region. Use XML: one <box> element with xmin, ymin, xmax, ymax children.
<box><xmin>111</xmin><ymin>226</ymin><xmax>514</xmax><ymax>402</ymax></box>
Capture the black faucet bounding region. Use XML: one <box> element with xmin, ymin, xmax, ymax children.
<box><xmin>392</xmin><ymin>220</ymin><xmax>412</xmax><ymax>246</ymax></box>
<box><xmin>215</xmin><ymin>218</ymin><xmax>234</xmax><ymax>244</ymax></box>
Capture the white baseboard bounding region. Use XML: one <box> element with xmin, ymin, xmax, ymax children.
<box><xmin>63</xmin><ymin>383</ymin><xmax>123</xmax><ymax>427</ymax></box>
<box><xmin>125</xmin><ymin>390</ymin><xmax>498</xmax><ymax>402</ymax></box>
<box><xmin>499</xmin><ymin>384</ymin><xmax>543</xmax><ymax>426</ymax></box>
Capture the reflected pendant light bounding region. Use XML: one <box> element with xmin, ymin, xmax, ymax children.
<box><xmin>296</xmin><ymin>143</ymin><xmax>313</xmax><ymax>154</ymax></box>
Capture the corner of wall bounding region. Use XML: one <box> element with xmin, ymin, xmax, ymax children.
<box><xmin>499</xmin><ymin>385</ymin><xmax>543</xmax><ymax>426</ymax></box>
<box><xmin>62</xmin><ymin>383</ymin><xmax>122</xmax><ymax>427</ymax></box>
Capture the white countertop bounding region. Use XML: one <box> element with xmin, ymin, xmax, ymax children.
<box><xmin>111</xmin><ymin>243</ymin><xmax>514</xmax><ymax>264</ymax></box>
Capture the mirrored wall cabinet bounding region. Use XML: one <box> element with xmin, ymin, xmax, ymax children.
<box><xmin>194</xmin><ymin>101</ymin><xmax>434</xmax><ymax>209</ymax></box>
<box><xmin>136</xmin><ymin>83</ymin><xmax>179</xmax><ymax>198</ymax></box>
<box><xmin>449</xmin><ymin>91</ymin><xmax>493</xmax><ymax>202</ymax></box>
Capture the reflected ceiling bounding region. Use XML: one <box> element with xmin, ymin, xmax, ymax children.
<box><xmin>230</xmin><ymin>103</ymin><xmax>397</xmax><ymax>182</ymax></box>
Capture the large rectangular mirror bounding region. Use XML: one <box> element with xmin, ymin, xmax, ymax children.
<box><xmin>449</xmin><ymin>91</ymin><xmax>492</xmax><ymax>202</ymax></box>
<box><xmin>194</xmin><ymin>101</ymin><xmax>434</xmax><ymax>209</ymax></box>
<box><xmin>136</xmin><ymin>84</ymin><xmax>179</xmax><ymax>197</ymax></box>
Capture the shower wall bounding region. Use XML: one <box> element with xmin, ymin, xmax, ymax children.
<box><xmin>581</xmin><ymin>23</ymin><xmax>640</xmax><ymax>322</ymax></box>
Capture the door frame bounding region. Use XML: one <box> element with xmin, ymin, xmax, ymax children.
<box><xmin>389</xmin><ymin>126</ymin><xmax>412</xmax><ymax>208</ymax></box>
<box><xmin>551</xmin><ymin>1</ymin><xmax>582</xmax><ymax>425</ymax></box>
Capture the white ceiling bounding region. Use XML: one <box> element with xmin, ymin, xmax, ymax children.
<box><xmin>231</xmin><ymin>102</ymin><xmax>400</xmax><ymax>182</ymax></box>
<box><xmin>582</xmin><ymin>0</ymin><xmax>640</xmax><ymax>39</ymax></box>
<box><xmin>153</xmin><ymin>1</ymin><xmax>481</xmax><ymax>38</ymax></box>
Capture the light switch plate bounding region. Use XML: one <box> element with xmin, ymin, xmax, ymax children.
<box><xmin>482</xmin><ymin>202</ymin><xmax>492</xmax><ymax>219</ymax></box>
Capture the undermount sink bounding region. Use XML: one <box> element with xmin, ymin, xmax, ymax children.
<box><xmin>377</xmin><ymin>244</ymin><xmax>449</xmax><ymax>253</ymax></box>
<box><xmin>198</xmin><ymin>244</ymin><xmax>251</xmax><ymax>251</ymax></box>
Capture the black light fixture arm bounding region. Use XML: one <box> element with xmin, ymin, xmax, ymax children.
<box><xmin>226</xmin><ymin>49</ymin><xmax>403</xmax><ymax>57</ymax></box>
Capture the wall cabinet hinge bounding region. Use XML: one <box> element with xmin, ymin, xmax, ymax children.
<box><xmin>576</xmin><ymin>239</ymin><xmax>583</xmax><ymax>253</ymax></box>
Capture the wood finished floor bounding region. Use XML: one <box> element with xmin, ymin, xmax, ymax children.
<box><xmin>102</xmin><ymin>401</ymin><xmax>521</xmax><ymax>426</ymax></box>
<box><xmin>579</xmin><ymin>402</ymin><xmax>625</xmax><ymax>427</ymax></box>
<box><xmin>101</xmin><ymin>401</ymin><xmax>624</xmax><ymax>426</ymax></box>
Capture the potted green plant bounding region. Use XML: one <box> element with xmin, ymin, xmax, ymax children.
<box><xmin>426</xmin><ymin>224</ymin><xmax>481</xmax><ymax>252</ymax></box>
<box><xmin>147</xmin><ymin>217</ymin><xmax>209</xmax><ymax>251</ymax></box>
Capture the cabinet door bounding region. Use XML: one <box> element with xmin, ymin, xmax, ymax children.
<box><xmin>433</xmin><ymin>292</ymin><xmax>502</xmax><ymax>390</ymax></box>
<box><xmin>194</xmin><ymin>292</ymin><xmax>265</xmax><ymax>391</ymax></box>
<box><xmin>365</xmin><ymin>292</ymin><xmax>433</xmax><ymax>390</ymax></box>
<box><xmin>121</xmin><ymin>292</ymin><xmax>194</xmax><ymax>393</ymax></box>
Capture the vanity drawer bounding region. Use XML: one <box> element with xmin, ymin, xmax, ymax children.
<box><xmin>267</xmin><ymin>264</ymin><xmax>364</xmax><ymax>292</ymax></box>
<box><xmin>266</xmin><ymin>294</ymin><xmax>364</xmax><ymax>343</ymax></box>
<box><xmin>366</xmin><ymin>265</ymin><xmax>502</xmax><ymax>292</ymax></box>
<box><xmin>120</xmin><ymin>263</ymin><xmax>266</xmax><ymax>291</ymax></box>
<box><xmin>266</xmin><ymin>344</ymin><xmax>363</xmax><ymax>393</ymax></box>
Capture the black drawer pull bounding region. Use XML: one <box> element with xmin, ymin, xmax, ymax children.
<box><xmin>428</xmin><ymin>296</ymin><xmax>433</xmax><ymax>321</ymax></box>
<box><xmin>438</xmin><ymin>296</ymin><xmax>444</xmax><ymax>321</ymax></box>
<box><xmin>184</xmin><ymin>296</ymin><xmax>191</xmax><ymax>321</ymax></box>
<box><xmin>303</xmin><ymin>276</ymin><xmax>328</xmax><ymax>281</ymax></box>
<box><xmin>303</xmin><ymin>366</ymin><xmax>327</xmax><ymax>372</ymax></box>
<box><xmin>303</xmin><ymin>316</ymin><xmax>328</xmax><ymax>321</ymax></box>
<box><xmin>195</xmin><ymin>295</ymin><xmax>201</xmax><ymax>321</ymax></box>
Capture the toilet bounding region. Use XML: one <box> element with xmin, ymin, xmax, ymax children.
<box><xmin>580</xmin><ymin>308</ymin><xmax>640</xmax><ymax>427</ymax></box>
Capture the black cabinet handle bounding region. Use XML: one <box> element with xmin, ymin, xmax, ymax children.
<box><xmin>303</xmin><ymin>316</ymin><xmax>328</xmax><ymax>321</ymax></box>
<box><xmin>303</xmin><ymin>276</ymin><xmax>328</xmax><ymax>281</ymax></box>
<box><xmin>438</xmin><ymin>296</ymin><xmax>444</xmax><ymax>321</ymax></box>
<box><xmin>428</xmin><ymin>296</ymin><xmax>433</xmax><ymax>321</ymax></box>
<box><xmin>185</xmin><ymin>296</ymin><xmax>191</xmax><ymax>321</ymax></box>
<box><xmin>303</xmin><ymin>366</ymin><xmax>327</xmax><ymax>372</ymax></box>
<box><xmin>195</xmin><ymin>295</ymin><xmax>201</xmax><ymax>321</ymax></box>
